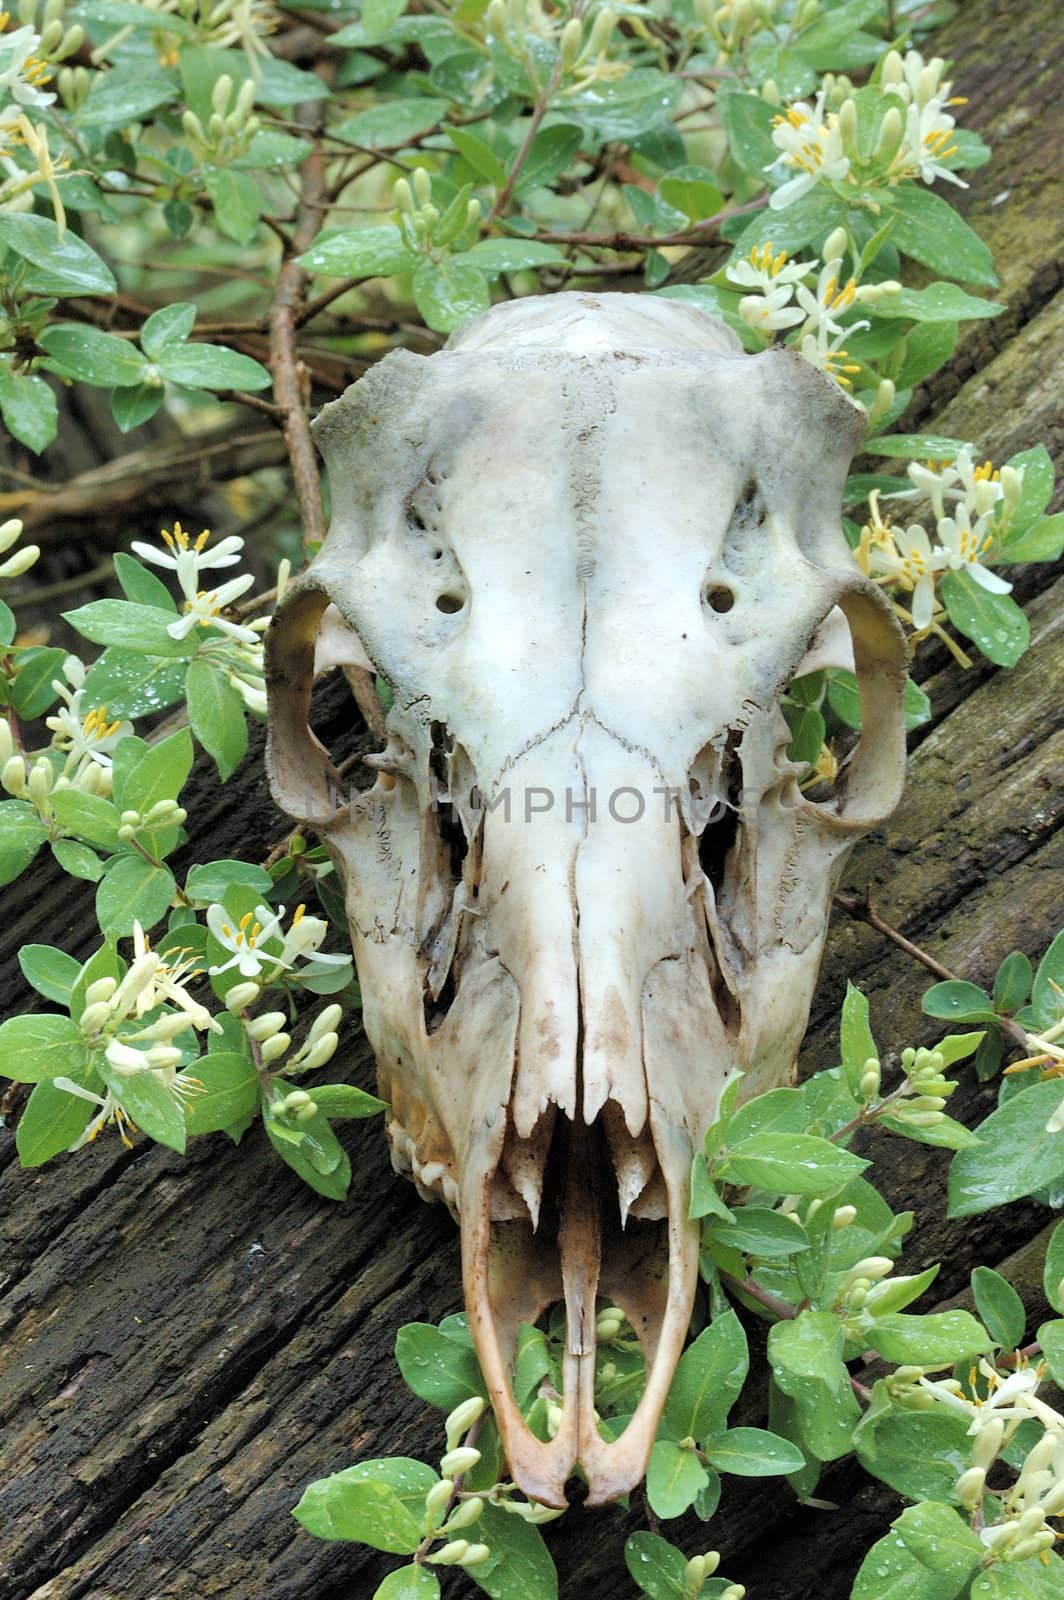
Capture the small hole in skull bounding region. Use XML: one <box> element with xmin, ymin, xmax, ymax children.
<box><xmin>431</xmin><ymin>547</ymin><xmax>443</xmax><ymax>561</ymax></box>
<box><xmin>704</xmin><ymin>583</ymin><xmax>735</xmax><ymax>614</ymax></box>
<box><xmin>436</xmin><ymin>591</ymin><xmax>465</xmax><ymax>614</ymax></box>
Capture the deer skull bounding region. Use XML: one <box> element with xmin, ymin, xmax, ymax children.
<box><xmin>265</xmin><ymin>293</ymin><xmax>907</xmax><ymax>1507</ymax></box>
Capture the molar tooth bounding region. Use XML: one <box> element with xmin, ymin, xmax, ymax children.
<box><xmin>419</xmin><ymin>1161</ymin><xmax>445</xmax><ymax>1188</ymax></box>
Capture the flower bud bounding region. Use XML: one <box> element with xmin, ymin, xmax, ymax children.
<box><xmin>721</xmin><ymin>1587</ymin><xmax>745</xmax><ymax>1600</ymax></box>
<box><xmin>308</xmin><ymin>1003</ymin><xmax>343</xmax><ymax>1045</ymax></box>
<box><xmin>79</xmin><ymin>1000</ymin><xmax>113</xmax><ymax>1034</ymax></box>
<box><xmin>874</xmin><ymin>106</ymin><xmax>904</xmax><ymax>160</ymax></box>
<box><xmin>28</xmin><ymin>759</ymin><xmax>53</xmax><ymax>807</ymax></box>
<box><xmin>832</xmin><ymin>1204</ymin><xmax>857</xmax><ymax>1230</ymax></box>
<box><xmin>445</xmin><ymin>1396</ymin><xmax>486</xmax><ymax>1451</ymax></box>
<box><xmin>412</xmin><ymin>166</ymin><xmax>432</xmax><ymax>208</ymax></box>
<box><xmin>444</xmin><ymin>1496</ymin><xmax>484</xmax><ymax>1532</ymax></box>
<box><xmin>761</xmin><ymin>77</ymin><xmax>780</xmax><ymax>106</ymax></box>
<box><xmin>117</xmin><ymin>823</ymin><xmax>137</xmax><ymax>841</ymax></box>
<box><xmin>559</xmin><ymin>15</ymin><xmax>582</xmax><ymax>69</ymax></box>
<box><xmin>86</xmin><ymin>976</ymin><xmax>118</xmax><ymax>1005</ymax></box>
<box><xmin>428</xmin><ymin>1540</ymin><xmax>470</xmax><ymax>1566</ymax></box>
<box><xmin>969</xmin><ymin>1417</ymin><xmax>1004</xmax><ymax>1468</ymax></box>
<box><xmin>1020</xmin><ymin>1435</ymin><xmax>1057</xmax><ymax>1479</ymax></box>
<box><xmin>225</xmin><ymin>981</ymin><xmax>261</xmax><ymax>1013</ymax></box>
<box><xmin>585</xmin><ymin>6</ymin><xmax>616</xmax><ymax>55</ymax></box>
<box><xmin>246</xmin><ymin>1010</ymin><xmax>288</xmax><ymax>1041</ymax></box>
<box><xmin>182</xmin><ymin>109</ymin><xmax>207</xmax><ymax>147</ymax></box>
<box><xmin>145</xmin><ymin>1044</ymin><xmax>183</xmax><ymax>1069</ymax></box>
<box><xmin>1000</xmin><ymin>465</ymin><xmax>1023</xmax><ymax>511</ymax></box>
<box><xmin>459</xmin><ymin>1544</ymin><xmax>491</xmax><ymax>1568</ymax></box>
<box><xmin>823</xmin><ymin>226</ymin><xmax>848</xmax><ymax>264</ymax></box>
<box><xmin>1007</xmin><ymin>1531</ymin><xmax>1055</xmax><ymax>1563</ymax></box>
<box><xmin>0</xmin><ymin>518</ymin><xmax>23</xmax><ymax>554</ymax></box>
<box><xmin>859</xmin><ymin>1060</ymin><xmax>881</xmax><ymax>1102</ymax></box>
<box><xmin>142</xmin><ymin>1012</ymin><xmax>195</xmax><ymax>1040</ymax></box>
<box><xmin>2</xmin><ymin>754</ymin><xmax>26</xmax><ymax>796</ymax></box>
<box><xmin>424</xmin><ymin>1478</ymin><xmax>454</xmax><ymax>1523</ymax></box>
<box><xmin>906</xmin><ymin>1095</ymin><xmax>947</xmax><ymax>1111</ymax></box>
<box><xmin>284</xmin><ymin>1089</ymin><xmax>313</xmax><ymax>1111</ymax></box>
<box><xmin>1039</xmin><ymin>1479</ymin><xmax>1064</xmax><ymax>1516</ymax></box>
<box><xmin>259</xmin><ymin>1032</ymin><xmax>291</xmax><ymax>1064</ymax></box>
<box><xmin>144</xmin><ymin>798</ymin><xmax>180</xmax><ymax>823</ymax></box>
<box><xmin>115</xmin><ymin>952</ymin><xmax>160</xmax><ymax>1011</ymax></box>
<box><xmin>211</xmin><ymin>73</ymin><xmax>233</xmax><ymax>115</ymax></box>
<box><xmin>120</xmin><ymin>809</ymin><xmax>141</xmax><ymax>826</ymax></box>
<box><xmin>440</xmin><ymin>1446</ymin><xmax>482</xmax><ymax>1478</ymax></box>
<box><xmin>235</xmin><ymin>76</ymin><xmax>256</xmax><ymax>121</ymax></box>
<box><xmin>954</xmin><ymin>1466</ymin><xmax>985</xmax><ymax>1508</ymax></box>
<box><xmin>485</xmin><ymin>0</ymin><xmax>506</xmax><ymax>33</ymax></box>
<box><xmin>847</xmin><ymin>1256</ymin><xmax>893</xmax><ymax>1283</ymax></box>
<box><xmin>78</xmin><ymin>761</ymin><xmax>105</xmax><ymax>794</ymax></box>
<box><xmin>545</xmin><ymin>1401</ymin><xmax>563</xmax><ymax>1439</ymax></box>
<box><xmin>837</xmin><ymin>97</ymin><xmax>857</xmax><ymax>145</ymax></box>
<box><xmin>294</xmin><ymin>1102</ymin><xmax>317</xmax><ymax>1123</ymax></box>
<box><xmin>0</xmin><ymin>544</ymin><xmax>40</xmax><ymax>578</ymax></box>
<box><xmin>0</xmin><ymin>720</ymin><xmax>11</xmax><ymax>764</ymax></box>
<box><xmin>880</xmin><ymin>49</ymin><xmax>903</xmax><ymax>87</ymax></box>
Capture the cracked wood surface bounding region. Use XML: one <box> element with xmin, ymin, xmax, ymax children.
<box><xmin>2</xmin><ymin>0</ymin><xmax>1063</xmax><ymax>1594</ymax></box>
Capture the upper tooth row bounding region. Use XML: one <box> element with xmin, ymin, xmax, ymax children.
<box><xmin>387</xmin><ymin>1119</ymin><xmax>461</xmax><ymax>1214</ymax></box>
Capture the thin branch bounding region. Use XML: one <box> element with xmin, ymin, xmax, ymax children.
<box><xmin>269</xmin><ymin>107</ymin><xmax>329</xmax><ymax>549</ymax></box>
<box><xmin>487</xmin><ymin>56</ymin><xmax>567</xmax><ymax>225</ymax></box>
<box><xmin>533</xmin><ymin>193</ymin><xmax>767</xmax><ymax>251</ymax></box>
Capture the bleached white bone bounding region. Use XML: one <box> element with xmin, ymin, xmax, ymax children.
<box><xmin>266</xmin><ymin>293</ymin><xmax>908</xmax><ymax>1507</ymax></box>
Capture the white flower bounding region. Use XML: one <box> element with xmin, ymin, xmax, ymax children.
<box><xmin>125</xmin><ymin>921</ymin><xmax>221</xmax><ymax>1032</ymax></box>
<box><xmin>0</xmin><ymin>23</ymin><xmax>56</xmax><ymax>110</ymax></box>
<box><xmin>280</xmin><ymin>907</ymin><xmax>350</xmax><ymax>969</ymax></box>
<box><xmin>768</xmin><ymin>92</ymin><xmax>850</xmax><ymax>210</ymax></box>
<box><xmin>131</xmin><ymin>523</ymin><xmax>245</xmax><ymax>593</ymax></box>
<box><xmin>738</xmin><ymin>284</ymin><xmax>805</xmax><ymax>334</ymax></box>
<box><xmin>52</xmin><ymin>1079</ymin><xmax>137</xmax><ymax>1151</ymax></box>
<box><xmin>868</xmin><ymin>523</ymin><xmax>945</xmax><ymax>628</ymax></box>
<box><xmin>727</xmin><ymin>242</ymin><xmax>816</xmax><ymax>291</ymax></box>
<box><xmin>207</xmin><ymin>901</ymin><xmax>289</xmax><ymax>977</ymax></box>
<box><xmin>46</xmin><ymin>655</ymin><xmax>132</xmax><ymax>772</ymax></box>
<box><xmin>902</xmin><ymin>98</ymin><xmax>967</xmax><ymax>188</ymax></box>
<box><xmin>936</xmin><ymin>504</ymin><xmax>1013</xmax><ymax>594</ymax></box>
<box><xmin>168</xmin><ymin>571</ymin><xmax>258</xmax><ymax>642</ymax></box>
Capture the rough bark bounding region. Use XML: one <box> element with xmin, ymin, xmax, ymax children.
<box><xmin>1</xmin><ymin>0</ymin><xmax>1063</xmax><ymax>1596</ymax></box>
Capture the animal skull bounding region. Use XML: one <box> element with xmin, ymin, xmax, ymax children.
<box><xmin>265</xmin><ymin>293</ymin><xmax>908</xmax><ymax>1507</ymax></box>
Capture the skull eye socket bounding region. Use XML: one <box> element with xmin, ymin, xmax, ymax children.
<box><xmin>436</xmin><ymin>591</ymin><xmax>466</xmax><ymax>614</ymax></box>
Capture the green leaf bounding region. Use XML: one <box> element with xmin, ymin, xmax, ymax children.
<box><xmin>1038</xmin><ymin>1319</ymin><xmax>1064</xmax><ymax>1387</ymax></box>
<box><xmin>624</xmin><ymin>1531</ymin><xmax>687</xmax><ymax>1600</ymax></box>
<box><xmin>114</xmin><ymin>552</ymin><xmax>177</xmax><ymax>612</ymax></box>
<box><xmin>878</xmin><ymin>1112</ymin><xmax>982</xmax><ymax>1151</ymax></box>
<box><xmin>0</xmin><ymin>1012</ymin><xmax>87</xmax><ymax>1083</ymax></box>
<box><xmin>719</xmin><ymin>1132</ymin><xmax>868</xmax><ymax>1195</ymax></box>
<box><xmin>157</xmin><ymin>341</ymin><xmax>272</xmax><ymax>392</ymax></box>
<box><xmin>948</xmin><ymin>1081</ymin><xmax>1064</xmax><ymax>1216</ymax></box>
<box><xmin>727</xmin><ymin>1086</ymin><xmax>807</xmax><ymax>1142</ymax></box>
<box><xmin>565</xmin><ymin>68</ymin><xmax>682</xmax><ymax>142</ymax></box>
<box><xmin>448</xmin><ymin>126</ymin><xmax>509</xmax><ymax>188</ymax></box>
<box><xmin>971</xmin><ymin>1265</ymin><xmax>1026</xmax><ymax>1350</ymax></box>
<box><xmin>297</xmin><ymin>224</ymin><xmax>420</xmax><ymax>279</ymax></box>
<box><xmin>96</xmin><ymin>855</ymin><xmax>177</xmax><ymax>935</ymax></box>
<box><xmin>0</xmin><ymin>799</ymin><xmax>47</xmax><ymax>886</ymax></box>
<box><xmin>374</xmin><ymin>1569</ymin><xmax>439</xmax><ymax>1600</ymax></box>
<box><xmin>185</xmin><ymin>660</ymin><xmax>249</xmax><ymax>780</ymax></box>
<box><xmin>98</xmin><ymin>1051</ymin><xmax>186</xmax><ymax>1151</ymax></box>
<box><xmin>658</xmin><ymin>175</ymin><xmax>724</xmax><ymax>223</ymax></box>
<box><xmin>465</xmin><ymin>239</ymin><xmax>566</xmax><ymax>275</ymax></box>
<box><xmin>663</xmin><ymin>1308</ymin><xmax>748</xmax><ymax>1442</ymax></box>
<box><xmin>255</xmin><ymin>55</ymin><xmax>330</xmax><ymax>105</ymax></box>
<box><xmin>1044</xmin><ymin>1219</ymin><xmax>1064</xmax><ymax>1314</ymax></box>
<box><xmin>840</xmin><ymin>982</ymin><xmax>878</xmax><ymax>1097</ymax></box>
<box><xmin>40</xmin><ymin>325</ymin><xmax>148</xmax><ymax>388</ymax></box>
<box><xmin>972</xmin><ymin>1559</ymin><xmax>1064</xmax><ymax>1600</ymax></box>
<box><xmin>394</xmin><ymin>1322</ymin><xmax>487</xmax><ymax>1409</ymax></box>
<box><xmin>184</xmin><ymin>859</ymin><xmax>274</xmax><ymax>901</ymax></box>
<box><xmin>726</xmin><ymin>186</ymin><xmax>846</xmax><ymax>257</ymax></box>
<box><xmin>69</xmin><ymin>939</ymin><xmax>125</xmax><ymax>1026</ymax></box>
<box><xmin>940</xmin><ymin>570</ymin><xmax>1029</xmax><ymax>667</ymax></box>
<box><xmin>182</xmin><ymin>1051</ymin><xmax>259</xmax><ymax>1136</ymax></box>
<box><xmin>75</xmin><ymin>64</ymin><xmax>177</xmax><ymax>128</ymax></box>
<box><xmin>264</xmin><ymin>1113</ymin><xmax>351</xmax><ymax>1199</ymax></box>
<box><xmin>334</xmin><ymin>97</ymin><xmax>449</xmax><ymax>150</ymax></box>
<box><xmin>854</xmin><ymin>1397</ymin><xmax>972</xmax><ymax>1501</ymax></box>
<box><xmin>81</xmin><ymin>648</ymin><xmax>188</xmax><ymax>718</ymax></box>
<box><xmin>10</xmin><ymin>646</ymin><xmax>66</xmax><ymax>716</ymax></box>
<box><xmin>111</xmin><ymin>382</ymin><xmax>165</xmax><ymax>433</ymax></box>
<box><xmin>413</xmin><ymin>257</ymin><xmax>491</xmax><ymax>334</ymax></box>
<box><xmin>1000</xmin><ymin>511</ymin><xmax>1064</xmax><ymax>564</ymax></box>
<box><xmin>870</xmin><ymin>283</ymin><xmax>1005</xmax><ymax>322</ymax></box>
<box><xmin>852</xmin><ymin>1531</ymin><xmax>966</xmax><ymax>1600</ymax></box>
<box><xmin>18</xmin><ymin>944</ymin><xmax>81</xmax><ymax>1005</ymax></box>
<box><xmin>783</xmin><ymin>702</ymin><xmax>824</xmax><ymax>766</ymax></box>
<box><xmin>886</xmin><ymin>186</ymin><xmax>998</xmax><ymax>286</ymax></box>
<box><xmin>864</xmin><ymin>1309</ymin><xmax>991</xmax><ymax>1365</ymax></box>
<box><xmin>895</xmin><ymin>1501</ymin><xmax>985</xmax><ymax>1583</ymax></box>
<box><xmin>116</xmin><ymin>727</ymin><xmax>194</xmax><ymax>817</ymax></box>
<box><xmin>140</xmin><ymin>302</ymin><xmax>197</xmax><ymax>358</ymax></box>
<box><xmin>63</xmin><ymin>599</ymin><xmax>195</xmax><ymax>657</ymax></box>
<box><xmin>646</xmin><ymin>1440</ymin><xmax>709</xmax><ymax>1518</ymax></box>
<box><xmin>15</xmin><ymin>1069</ymin><xmax>101</xmax><ymax>1165</ymax></box>
<box><xmin>706</xmin><ymin>1204</ymin><xmax>810</xmax><ymax>1259</ymax></box>
<box><xmin>922</xmin><ymin>980</ymin><xmax>999</xmax><ymax>1026</ymax></box>
<box><xmin>291</xmin><ymin>1457</ymin><xmax>436</xmax><ymax>1551</ymax></box>
<box><xmin>705</xmin><ymin>1426</ymin><xmax>806</xmax><ymax>1476</ymax></box>
<box><xmin>1003</xmin><ymin>445</ymin><xmax>1055</xmax><ymax>537</ymax></box>
<box><xmin>719</xmin><ymin>89</ymin><xmax>779</xmax><ymax>179</ymax></box>
<box><xmin>514</xmin><ymin>124</ymin><xmax>583</xmax><ymax>194</ymax></box>
<box><xmin>0</xmin><ymin>362</ymin><xmax>58</xmax><ymax>452</ymax></box>
<box><xmin>993</xmin><ymin>951</ymin><xmax>1033</xmax><ymax>1013</ymax></box>
<box><xmin>1028</xmin><ymin>931</ymin><xmax>1064</xmax><ymax>1031</ymax></box>
<box><xmin>467</xmin><ymin>1500</ymin><xmax>558</xmax><ymax>1600</ymax></box>
<box><xmin>52</xmin><ymin>837</ymin><xmax>106</xmax><ymax>882</ymax></box>
<box><xmin>307</xmin><ymin>1084</ymin><xmax>387</xmax><ymax>1119</ymax></box>
<box><xmin>689</xmin><ymin>1152</ymin><xmax>735</xmax><ymax>1220</ymax></box>
<box><xmin>864</xmin><ymin>433</ymin><xmax>966</xmax><ymax>460</ymax></box>
<box><xmin>360</xmin><ymin>0</ymin><xmax>408</xmax><ymax>39</ymax></box>
<box><xmin>203</xmin><ymin>167</ymin><xmax>261</xmax><ymax>246</ymax></box>
<box><xmin>767</xmin><ymin>1311</ymin><xmax>861</xmax><ymax>1461</ymax></box>
<box><xmin>0</xmin><ymin>213</ymin><xmax>116</xmax><ymax>294</ymax></box>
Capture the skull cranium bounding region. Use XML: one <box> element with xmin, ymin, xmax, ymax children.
<box><xmin>265</xmin><ymin>292</ymin><xmax>907</xmax><ymax>1507</ymax></box>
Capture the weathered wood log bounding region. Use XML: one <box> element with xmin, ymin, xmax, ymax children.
<box><xmin>1</xmin><ymin>0</ymin><xmax>1063</xmax><ymax>1594</ymax></box>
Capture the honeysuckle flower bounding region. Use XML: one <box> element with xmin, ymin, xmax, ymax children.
<box><xmin>902</xmin><ymin>97</ymin><xmax>967</xmax><ymax>187</ymax></box>
<box><xmin>4</xmin><ymin>112</ymin><xmax>70</xmax><ymax>233</ymax></box>
<box><xmin>797</xmin><ymin>323</ymin><xmax>863</xmax><ymax>396</ymax></box>
<box><xmin>738</xmin><ymin>283</ymin><xmax>805</xmax><ymax>334</ymax></box>
<box><xmin>727</xmin><ymin>243</ymin><xmax>817</xmax><ymax>292</ymax></box>
<box><xmin>0</xmin><ymin>514</ymin><xmax>39</xmax><ymax>577</ymax></box>
<box><xmin>207</xmin><ymin>901</ymin><xmax>288</xmax><ymax>977</ymax></box>
<box><xmin>46</xmin><ymin>656</ymin><xmax>132</xmax><ymax>772</ymax></box>
<box><xmin>917</xmin><ymin>1363</ymin><xmax>1040</xmax><ymax>1433</ymax></box>
<box><xmin>167</xmin><ymin>570</ymin><xmax>258</xmax><ymax>642</ymax></box>
<box><xmin>280</xmin><ymin>905</ymin><xmax>350</xmax><ymax>969</ymax></box>
<box><xmin>126</xmin><ymin>921</ymin><xmax>220</xmax><ymax>1031</ymax></box>
<box><xmin>936</xmin><ymin>503</ymin><xmax>1013</xmax><ymax>593</ymax></box>
<box><xmin>868</xmin><ymin>522</ymin><xmax>945</xmax><ymax>629</ymax></box>
<box><xmin>794</xmin><ymin>256</ymin><xmax>870</xmax><ymax>340</ymax></box>
<box><xmin>0</xmin><ymin>21</ymin><xmax>56</xmax><ymax>110</ymax></box>
<box><xmin>768</xmin><ymin>92</ymin><xmax>850</xmax><ymax>210</ymax></box>
<box><xmin>52</xmin><ymin>1079</ymin><xmax>138</xmax><ymax>1151</ymax></box>
<box><xmin>131</xmin><ymin>523</ymin><xmax>244</xmax><ymax>591</ymax></box>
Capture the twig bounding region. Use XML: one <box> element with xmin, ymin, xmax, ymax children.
<box><xmin>487</xmin><ymin>56</ymin><xmax>567</xmax><ymax>225</ymax></box>
<box><xmin>269</xmin><ymin>107</ymin><xmax>329</xmax><ymax>549</ymax></box>
<box><xmin>10</xmin><ymin>557</ymin><xmax>113</xmax><ymax>606</ymax></box>
<box><xmin>533</xmin><ymin>193</ymin><xmax>768</xmax><ymax>251</ymax></box>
